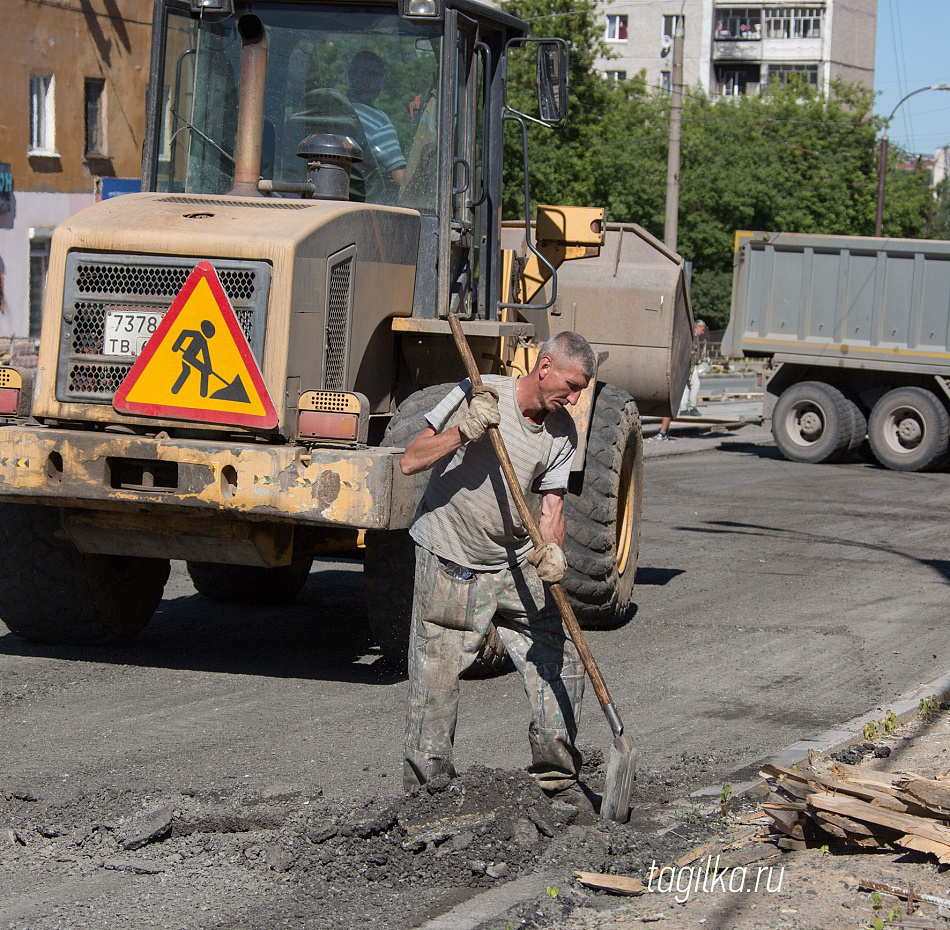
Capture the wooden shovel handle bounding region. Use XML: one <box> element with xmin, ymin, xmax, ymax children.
<box><xmin>447</xmin><ymin>315</ymin><xmax>623</xmax><ymax>737</ymax></box>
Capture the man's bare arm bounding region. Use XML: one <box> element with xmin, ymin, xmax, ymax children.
<box><xmin>538</xmin><ymin>489</ymin><xmax>565</xmax><ymax>547</ymax></box>
<box><xmin>400</xmin><ymin>425</ymin><xmax>466</xmax><ymax>476</ymax></box>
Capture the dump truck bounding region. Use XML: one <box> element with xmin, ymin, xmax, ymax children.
<box><xmin>0</xmin><ymin>0</ymin><xmax>692</xmax><ymax>666</ymax></box>
<box><xmin>723</xmin><ymin>230</ymin><xmax>950</xmax><ymax>472</ymax></box>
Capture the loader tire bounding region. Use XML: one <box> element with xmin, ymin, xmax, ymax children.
<box><xmin>771</xmin><ymin>381</ymin><xmax>854</xmax><ymax>464</ymax></box>
<box><xmin>868</xmin><ymin>386</ymin><xmax>950</xmax><ymax>472</ymax></box>
<box><xmin>364</xmin><ymin>384</ymin><xmax>510</xmax><ymax>676</ymax></box>
<box><xmin>0</xmin><ymin>503</ymin><xmax>169</xmax><ymax>645</ymax></box>
<box><xmin>562</xmin><ymin>383</ymin><xmax>643</xmax><ymax>629</ymax></box>
<box><xmin>186</xmin><ymin>558</ymin><xmax>313</xmax><ymax>606</ymax></box>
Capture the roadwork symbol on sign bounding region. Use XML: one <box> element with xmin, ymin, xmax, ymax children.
<box><xmin>113</xmin><ymin>261</ymin><xmax>277</xmax><ymax>428</ymax></box>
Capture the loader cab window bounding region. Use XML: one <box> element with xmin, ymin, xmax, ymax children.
<box><xmin>155</xmin><ymin>3</ymin><xmax>441</xmax><ymax>210</ymax></box>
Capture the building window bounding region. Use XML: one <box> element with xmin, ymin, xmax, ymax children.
<box><xmin>29</xmin><ymin>229</ymin><xmax>52</xmax><ymax>339</ymax></box>
<box><xmin>715</xmin><ymin>8</ymin><xmax>762</xmax><ymax>39</ymax></box>
<box><xmin>663</xmin><ymin>14</ymin><xmax>676</xmax><ymax>39</ymax></box>
<box><xmin>605</xmin><ymin>70</ymin><xmax>627</xmax><ymax>83</ymax></box>
<box><xmin>660</xmin><ymin>70</ymin><xmax>672</xmax><ymax>93</ymax></box>
<box><xmin>768</xmin><ymin>63</ymin><xmax>819</xmax><ymax>87</ymax></box>
<box><xmin>606</xmin><ymin>14</ymin><xmax>628</xmax><ymax>41</ymax></box>
<box><xmin>29</xmin><ymin>74</ymin><xmax>55</xmax><ymax>154</ymax></box>
<box><xmin>84</xmin><ymin>79</ymin><xmax>106</xmax><ymax>157</ymax></box>
<box><xmin>765</xmin><ymin>7</ymin><xmax>822</xmax><ymax>39</ymax></box>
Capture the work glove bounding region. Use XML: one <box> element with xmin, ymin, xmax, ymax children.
<box><xmin>526</xmin><ymin>542</ymin><xmax>567</xmax><ymax>584</ymax></box>
<box><xmin>458</xmin><ymin>384</ymin><xmax>500</xmax><ymax>443</ymax></box>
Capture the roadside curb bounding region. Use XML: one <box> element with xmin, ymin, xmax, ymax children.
<box><xmin>689</xmin><ymin>668</ymin><xmax>950</xmax><ymax>804</ymax></box>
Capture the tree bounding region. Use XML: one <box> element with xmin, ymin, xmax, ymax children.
<box><xmin>500</xmin><ymin>0</ymin><xmax>937</xmax><ymax>328</ymax></box>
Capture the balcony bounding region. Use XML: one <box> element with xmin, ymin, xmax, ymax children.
<box><xmin>713</xmin><ymin>37</ymin><xmax>762</xmax><ymax>62</ymax></box>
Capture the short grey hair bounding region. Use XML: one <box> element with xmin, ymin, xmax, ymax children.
<box><xmin>537</xmin><ymin>332</ymin><xmax>596</xmax><ymax>381</ymax></box>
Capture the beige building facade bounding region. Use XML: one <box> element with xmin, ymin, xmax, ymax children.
<box><xmin>0</xmin><ymin>0</ymin><xmax>153</xmax><ymax>341</ymax></box>
<box><xmin>596</xmin><ymin>1</ymin><xmax>876</xmax><ymax>99</ymax></box>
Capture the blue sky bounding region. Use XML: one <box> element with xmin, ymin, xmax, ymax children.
<box><xmin>874</xmin><ymin>0</ymin><xmax>950</xmax><ymax>155</ymax></box>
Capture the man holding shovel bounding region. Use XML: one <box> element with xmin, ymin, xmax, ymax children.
<box><xmin>399</xmin><ymin>332</ymin><xmax>597</xmax><ymax>810</ymax></box>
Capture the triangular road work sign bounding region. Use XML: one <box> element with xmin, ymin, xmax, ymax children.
<box><xmin>114</xmin><ymin>261</ymin><xmax>277</xmax><ymax>429</ymax></box>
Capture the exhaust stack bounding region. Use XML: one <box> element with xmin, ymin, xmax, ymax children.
<box><xmin>230</xmin><ymin>15</ymin><xmax>267</xmax><ymax>197</ymax></box>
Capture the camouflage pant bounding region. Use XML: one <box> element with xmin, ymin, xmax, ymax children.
<box><xmin>404</xmin><ymin>544</ymin><xmax>585</xmax><ymax>793</ymax></box>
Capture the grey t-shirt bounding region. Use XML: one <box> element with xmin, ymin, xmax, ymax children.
<box><xmin>408</xmin><ymin>375</ymin><xmax>577</xmax><ymax>570</ymax></box>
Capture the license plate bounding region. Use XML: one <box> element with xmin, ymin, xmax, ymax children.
<box><xmin>104</xmin><ymin>310</ymin><xmax>165</xmax><ymax>357</ymax></box>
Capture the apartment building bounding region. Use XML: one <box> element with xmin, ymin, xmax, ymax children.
<box><xmin>0</xmin><ymin>0</ymin><xmax>153</xmax><ymax>343</ymax></box>
<box><xmin>597</xmin><ymin>1</ymin><xmax>876</xmax><ymax>98</ymax></box>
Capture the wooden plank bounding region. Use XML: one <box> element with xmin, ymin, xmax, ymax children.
<box><xmin>776</xmin><ymin>836</ymin><xmax>806</xmax><ymax>851</ymax></box>
<box><xmin>675</xmin><ymin>840</ymin><xmax>720</xmax><ymax>867</ymax></box>
<box><xmin>812</xmin><ymin>814</ymin><xmax>848</xmax><ymax>839</ymax></box>
<box><xmin>717</xmin><ymin>846</ymin><xmax>782</xmax><ymax>870</ymax></box>
<box><xmin>573</xmin><ymin>871</ymin><xmax>647</xmax><ymax>896</ymax></box>
<box><xmin>896</xmin><ymin>833</ymin><xmax>950</xmax><ymax>864</ymax></box>
<box><xmin>811</xmin><ymin>810</ymin><xmax>876</xmax><ymax>837</ymax></box>
<box><xmin>766</xmin><ymin>764</ymin><xmax>911</xmax><ymax>811</ymax></box>
<box><xmin>808</xmin><ymin>792</ymin><xmax>950</xmax><ymax>847</ymax></box>
<box><xmin>903</xmin><ymin>778</ymin><xmax>950</xmax><ymax>815</ymax></box>
<box><xmin>765</xmin><ymin>807</ymin><xmax>805</xmax><ymax>839</ymax></box>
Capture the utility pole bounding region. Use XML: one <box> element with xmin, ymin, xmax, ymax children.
<box><xmin>664</xmin><ymin>14</ymin><xmax>684</xmax><ymax>252</ymax></box>
<box><xmin>875</xmin><ymin>83</ymin><xmax>950</xmax><ymax>237</ymax></box>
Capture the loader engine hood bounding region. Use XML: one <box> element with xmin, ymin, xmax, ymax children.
<box><xmin>33</xmin><ymin>192</ymin><xmax>420</xmax><ymax>436</ymax></box>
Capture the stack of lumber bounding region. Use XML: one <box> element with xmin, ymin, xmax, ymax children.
<box><xmin>761</xmin><ymin>762</ymin><xmax>950</xmax><ymax>862</ymax></box>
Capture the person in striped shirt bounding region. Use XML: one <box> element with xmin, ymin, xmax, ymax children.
<box><xmin>347</xmin><ymin>50</ymin><xmax>407</xmax><ymax>187</ymax></box>
<box><xmin>399</xmin><ymin>332</ymin><xmax>599</xmax><ymax>811</ymax></box>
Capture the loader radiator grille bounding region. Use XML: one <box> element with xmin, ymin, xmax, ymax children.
<box><xmin>323</xmin><ymin>247</ymin><xmax>355</xmax><ymax>391</ymax></box>
<box><xmin>57</xmin><ymin>254</ymin><xmax>270</xmax><ymax>405</ymax></box>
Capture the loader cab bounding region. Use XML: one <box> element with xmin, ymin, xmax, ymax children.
<box><xmin>143</xmin><ymin>0</ymin><xmax>559</xmax><ymax>323</ymax></box>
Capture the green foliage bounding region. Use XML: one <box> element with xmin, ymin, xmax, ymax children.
<box><xmin>498</xmin><ymin>0</ymin><xmax>937</xmax><ymax>325</ymax></box>
<box><xmin>689</xmin><ymin>268</ymin><xmax>733</xmax><ymax>330</ymax></box>
<box><xmin>919</xmin><ymin>694</ymin><xmax>940</xmax><ymax>719</ymax></box>
<box><xmin>719</xmin><ymin>783</ymin><xmax>733</xmax><ymax>818</ymax></box>
<box><xmin>863</xmin><ymin>720</ymin><xmax>878</xmax><ymax>741</ymax></box>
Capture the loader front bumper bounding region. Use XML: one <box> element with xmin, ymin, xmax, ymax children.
<box><xmin>0</xmin><ymin>424</ymin><xmax>415</xmax><ymax>530</ymax></box>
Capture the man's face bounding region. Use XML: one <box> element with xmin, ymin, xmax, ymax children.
<box><xmin>538</xmin><ymin>357</ymin><xmax>590</xmax><ymax>411</ymax></box>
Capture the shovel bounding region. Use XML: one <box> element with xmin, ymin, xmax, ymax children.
<box><xmin>448</xmin><ymin>314</ymin><xmax>637</xmax><ymax>823</ymax></box>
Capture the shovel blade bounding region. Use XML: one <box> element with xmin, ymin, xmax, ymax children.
<box><xmin>600</xmin><ymin>732</ymin><xmax>637</xmax><ymax>823</ymax></box>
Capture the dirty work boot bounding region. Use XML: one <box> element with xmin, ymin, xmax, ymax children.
<box><xmin>544</xmin><ymin>782</ymin><xmax>600</xmax><ymax>815</ymax></box>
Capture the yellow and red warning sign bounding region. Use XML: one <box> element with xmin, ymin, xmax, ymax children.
<box><xmin>113</xmin><ymin>261</ymin><xmax>277</xmax><ymax>429</ymax></box>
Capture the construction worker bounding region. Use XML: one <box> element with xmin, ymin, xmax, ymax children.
<box><xmin>399</xmin><ymin>332</ymin><xmax>597</xmax><ymax>810</ymax></box>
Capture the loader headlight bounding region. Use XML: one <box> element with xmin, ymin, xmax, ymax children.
<box><xmin>400</xmin><ymin>0</ymin><xmax>442</xmax><ymax>19</ymax></box>
<box><xmin>297</xmin><ymin>391</ymin><xmax>369</xmax><ymax>445</ymax></box>
<box><xmin>190</xmin><ymin>0</ymin><xmax>234</xmax><ymax>13</ymax></box>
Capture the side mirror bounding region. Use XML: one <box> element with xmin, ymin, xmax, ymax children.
<box><xmin>505</xmin><ymin>38</ymin><xmax>568</xmax><ymax>128</ymax></box>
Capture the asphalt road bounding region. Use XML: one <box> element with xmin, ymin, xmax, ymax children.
<box><xmin>2</xmin><ymin>431</ymin><xmax>948</xmax><ymax>806</ymax></box>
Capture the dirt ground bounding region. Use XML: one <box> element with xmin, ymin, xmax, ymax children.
<box><xmin>546</xmin><ymin>708</ymin><xmax>950</xmax><ymax>930</ymax></box>
<box><xmin>5</xmin><ymin>695</ymin><xmax>950</xmax><ymax>930</ymax></box>
<box><xmin>5</xmin><ymin>424</ymin><xmax>950</xmax><ymax>929</ymax></box>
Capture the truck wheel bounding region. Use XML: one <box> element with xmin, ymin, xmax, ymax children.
<box><xmin>771</xmin><ymin>381</ymin><xmax>854</xmax><ymax>464</ymax></box>
<box><xmin>0</xmin><ymin>503</ymin><xmax>169</xmax><ymax>645</ymax></box>
<box><xmin>186</xmin><ymin>559</ymin><xmax>313</xmax><ymax>605</ymax></box>
<box><xmin>868</xmin><ymin>387</ymin><xmax>950</xmax><ymax>472</ymax></box>
<box><xmin>563</xmin><ymin>383</ymin><xmax>642</xmax><ymax>629</ymax></box>
<box><xmin>844</xmin><ymin>399</ymin><xmax>868</xmax><ymax>456</ymax></box>
<box><xmin>364</xmin><ymin>384</ymin><xmax>510</xmax><ymax>676</ymax></box>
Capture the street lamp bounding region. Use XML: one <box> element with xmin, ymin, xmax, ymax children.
<box><xmin>875</xmin><ymin>83</ymin><xmax>950</xmax><ymax>237</ymax></box>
